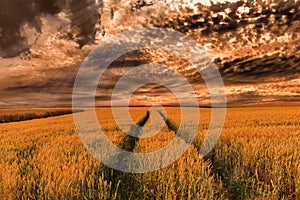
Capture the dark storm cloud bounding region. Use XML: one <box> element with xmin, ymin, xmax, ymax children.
<box><xmin>109</xmin><ymin>59</ymin><xmax>145</xmax><ymax>68</ymax></box>
<box><xmin>155</xmin><ymin>0</ymin><xmax>299</xmax><ymax>87</ymax></box>
<box><xmin>4</xmin><ymin>78</ymin><xmax>74</xmax><ymax>94</ymax></box>
<box><xmin>0</xmin><ymin>0</ymin><xmax>60</xmax><ymax>57</ymax></box>
<box><xmin>0</xmin><ymin>0</ymin><xmax>102</xmax><ymax>57</ymax></box>
<box><xmin>162</xmin><ymin>0</ymin><xmax>299</xmax><ymax>36</ymax></box>
<box><xmin>226</xmin><ymin>90</ymin><xmax>263</xmax><ymax>105</ymax></box>
<box><xmin>3</xmin><ymin>65</ymin><xmax>77</xmax><ymax>93</ymax></box>
<box><xmin>132</xmin><ymin>84</ymin><xmax>171</xmax><ymax>95</ymax></box>
<box><xmin>71</xmin><ymin>94</ymin><xmax>114</xmax><ymax>102</ymax></box>
<box><xmin>218</xmin><ymin>54</ymin><xmax>300</xmax><ymax>85</ymax></box>
<box><xmin>0</xmin><ymin>63</ymin><xmax>79</xmax><ymax>108</ymax></box>
<box><xmin>228</xmin><ymin>92</ymin><xmax>300</xmax><ymax>106</ymax></box>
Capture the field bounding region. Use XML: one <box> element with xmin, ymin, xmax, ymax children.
<box><xmin>0</xmin><ymin>107</ymin><xmax>299</xmax><ymax>199</ymax></box>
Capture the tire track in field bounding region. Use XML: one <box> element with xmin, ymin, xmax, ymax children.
<box><xmin>102</xmin><ymin>110</ymin><xmax>151</xmax><ymax>199</ymax></box>
<box><xmin>157</xmin><ymin>110</ymin><xmax>212</xmax><ymax>152</ymax></box>
<box><xmin>157</xmin><ymin>110</ymin><xmax>178</xmax><ymax>133</ymax></box>
<box><xmin>157</xmin><ymin>110</ymin><xmax>193</xmax><ymax>143</ymax></box>
<box><xmin>157</xmin><ymin>110</ymin><xmax>232</xmax><ymax>199</ymax></box>
<box><xmin>120</xmin><ymin>110</ymin><xmax>151</xmax><ymax>151</ymax></box>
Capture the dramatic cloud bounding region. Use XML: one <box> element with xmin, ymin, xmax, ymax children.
<box><xmin>0</xmin><ymin>0</ymin><xmax>299</xmax><ymax>107</ymax></box>
<box><xmin>0</xmin><ymin>0</ymin><xmax>101</xmax><ymax>57</ymax></box>
<box><xmin>219</xmin><ymin>54</ymin><xmax>300</xmax><ymax>84</ymax></box>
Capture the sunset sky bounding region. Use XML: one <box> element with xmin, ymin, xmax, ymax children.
<box><xmin>0</xmin><ymin>0</ymin><xmax>299</xmax><ymax>108</ymax></box>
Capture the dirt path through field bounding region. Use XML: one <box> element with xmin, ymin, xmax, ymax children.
<box><xmin>120</xmin><ymin>110</ymin><xmax>151</xmax><ymax>151</ymax></box>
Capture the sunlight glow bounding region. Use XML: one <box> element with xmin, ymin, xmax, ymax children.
<box><xmin>164</xmin><ymin>0</ymin><xmax>241</xmax><ymax>14</ymax></box>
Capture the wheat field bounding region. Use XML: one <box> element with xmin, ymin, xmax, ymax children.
<box><xmin>0</xmin><ymin>107</ymin><xmax>299</xmax><ymax>199</ymax></box>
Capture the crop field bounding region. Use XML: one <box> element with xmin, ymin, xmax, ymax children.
<box><xmin>0</xmin><ymin>107</ymin><xmax>299</xmax><ymax>199</ymax></box>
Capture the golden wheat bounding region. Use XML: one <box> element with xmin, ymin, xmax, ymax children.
<box><xmin>0</xmin><ymin>107</ymin><xmax>299</xmax><ymax>199</ymax></box>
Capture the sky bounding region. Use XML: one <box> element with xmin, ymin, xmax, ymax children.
<box><xmin>0</xmin><ymin>0</ymin><xmax>299</xmax><ymax>108</ymax></box>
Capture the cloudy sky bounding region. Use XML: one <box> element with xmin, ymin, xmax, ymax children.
<box><xmin>0</xmin><ymin>0</ymin><xmax>299</xmax><ymax>107</ymax></box>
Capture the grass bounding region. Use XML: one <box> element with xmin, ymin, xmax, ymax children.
<box><xmin>0</xmin><ymin>107</ymin><xmax>299</xmax><ymax>199</ymax></box>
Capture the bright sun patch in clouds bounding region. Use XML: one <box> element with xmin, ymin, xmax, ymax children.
<box><xmin>203</xmin><ymin>0</ymin><xmax>238</xmax><ymax>6</ymax></box>
<box><xmin>199</xmin><ymin>0</ymin><xmax>241</xmax><ymax>6</ymax></box>
<box><xmin>163</xmin><ymin>0</ymin><xmax>242</xmax><ymax>13</ymax></box>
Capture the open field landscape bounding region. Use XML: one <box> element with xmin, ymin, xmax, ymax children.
<box><xmin>0</xmin><ymin>107</ymin><xmax>299</xmax><ymax>199</ymax></box>
<box><xmin>1</xmin><ymin>0</ymin><xmax>299</xmax><ymax>199</ymax></box>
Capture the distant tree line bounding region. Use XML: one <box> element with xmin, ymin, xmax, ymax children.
<box><xmin>0</xmin><ymin>109</ymin><xmax>84</xmax><ymax>123</ymax></box>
